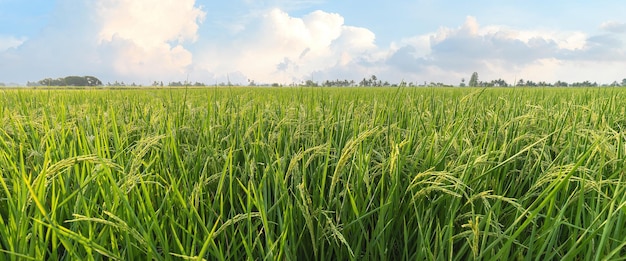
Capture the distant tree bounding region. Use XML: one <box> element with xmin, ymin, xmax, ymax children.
<box><xmin>84</xmin><ymin>76</ymin><xmax>102</xmax><ymax>86</ymax></box>
<box><xmin>304</xmin><ymin>80</ymin><xmax>317</xmax><ymax>87</ymax></box>
<box><xmin>554</xmin><ymin>80</ymin><xmax>568</xmax><ymax>87</ymax></box>
<box><xmin>570</xmin><ymin>80</ymin><xmax>596</xmax><ymax>87</ymax></box>
<box><xmin>169</xmin><ymin>81</ymin><xmax>183</xmax><ymax>86</ymax></box>
<box><xmin>39</xmin><ymin>78</ymin><xmax>62</xmax><ymax>86</ymax></box>
<box><xmin>469</xmin><ymin>72</ymin><xmax>479</xmax><ymax>87</ymax></box>
<box><xmin>359</xmin><ymin>78</ymin><xmax>369</xmax><ymax>86</ymax></box>
<box><xmin>537</xmin><ymin>81</ymin><xmax>551</xmax><ymax>87</ymax></box>
<box><xmin>622</xmin><ymin>78</ymin><xmax>626</xmax><ymax>86</ymax></box>
<box><xmin>478</xmin><ymin>81</ymin><xmax>491</xmax><ymax>87</ymax></box>
<box><xmin>460</xmin><ymin>78</ymin><xmax>466</xmax><ymax>87</ymax></box>
<box><xmin>36</xmin><ymin>76</ymin><xmax>101</xmax><ymax>87</ymax></box>
<box><xmin>492</xmin><ymin>78</ymin><xmax>508</xmax><ymax>87</ymax></box>
<box><xmin>64</xmin><ymin>76</ymin><xmax>87</xmax><ymax>86</ymax></box>
<box><xmin>525</xmin><ymin>80</ymin><xmax>537</xmax><ymax>87</ymax></box>
<box><xmin>39</xmin><ymin>78</ymin><xmax>50</xmax><ymax>86</ymax></box>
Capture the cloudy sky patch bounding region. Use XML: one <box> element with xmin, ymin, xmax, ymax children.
<box><xmin>0</xmin><ymin>0</ymin><xmax>625</xmax><ymax>85</ymax></box>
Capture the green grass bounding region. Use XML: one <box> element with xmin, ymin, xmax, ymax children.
<box><xmin>1</xmin><ymin>86</ymin><xmax>626</xmax><ymax>260</ymax></box>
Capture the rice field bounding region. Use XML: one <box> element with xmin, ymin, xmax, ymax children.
<box><xmin>1</xmin><ymin>86</ymin><xmax>626</xmax><ymax>260</ymax></box>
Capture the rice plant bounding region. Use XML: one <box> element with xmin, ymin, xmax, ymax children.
<box><xmin>0</xmin><ymin>87</ymin><xmax>625</xmax><ymax>260</ymax></box>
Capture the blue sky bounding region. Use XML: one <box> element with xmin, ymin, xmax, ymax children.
<box><xmin>1</xmin><ymin>0</ymin><xmax>625</xmax><ymax>85</ymax></box>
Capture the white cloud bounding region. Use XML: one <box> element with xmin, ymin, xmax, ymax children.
<box><xmin>196</xmin><ymin>8</ymin><xmax>376</xmax><ymax>84</ymax></box>
<box><xmin>97</xmin><ymin>0</ymin><xmax>204</xmax><ymax>47</ymax></box>
<box><xmin>0</xmin><ymin>0</ymin><xmax>100</xmax><ymax>82</ymax></box>
<box><xmin>0</xmin><ymin>35</ymin><xmax>26</xmax><ymax>51</ymax></box>
<box><xmin>0</xmin><ymin>0</ymin><xmax>206</xmax><ymax>84</ymax></box>
<box><xmin>96</xmin><ymin>0</ymin><xmax>205</xmax><ymax>81</ymax></box>
<box><xmin>380</xmin><ymin>16</ymin><xmax>626</xmax><ymax>84</ymax></box>
<box><xmin>97</xmin><ymin>37</ymin><xmax>194</xmax><ymax>79</ymax></box>
<box><xmin>1</xmin><ymin>3</ymin><xmax>625</xmax><ymax>86</ymax></box>
<box><xmin>196</xmin><ymin>14</ymin><xmax>626</xmax><ymax>85</ymax></box>
<box><xmin>601</xmin><ymin>21</ymin><xmax>626</xmax><ymax>34</ymax></box>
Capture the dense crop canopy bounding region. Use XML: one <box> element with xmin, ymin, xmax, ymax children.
<box><xmin>0</xmin><ymin>87</ymin><xmax>625</xmax><ymax>260</ymax></box>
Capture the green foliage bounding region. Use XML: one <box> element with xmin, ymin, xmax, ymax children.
<box><xmin>37</xmin><ymin>76</ymin><xmax>102</xmax><ymax>86</ymax></box>
<box><xmin>469</xmin><ymin>72</ymin><xmax>479</xmax><ymax>87</ymax></box>
<box><xmin>64</xmin><ymin>76</ymin><xmax>89</xmax><ymax>86</ymax></box>
<box><xmin>1</xmin><ymin>87</ymin><xmax>626</xmax><ymax>260</ymax></box>
<box><xmin>84</xmin><ymin>76</ymin><xmax>102</xmax><ymax>86</ymax></box>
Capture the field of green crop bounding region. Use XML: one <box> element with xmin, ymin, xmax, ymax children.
<box><xmin>1</xmin><ymin>87</ymin><xmax>626</xmax><ymax>260</ymax></box>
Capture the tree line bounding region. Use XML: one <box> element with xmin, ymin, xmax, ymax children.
<box><xmin>11</xmin><ymin>73</ymin><xmax>626</xmax><ymax>88</ymax></box>
<box><xmin>27</xmin><ymin>76</ymin><xmax>103</xmax><ymax>87</ymax></box>
<box><xmin>463</xmin><ymin>72</ymin><xmax>626</xmax><ymax>87</ymax></box>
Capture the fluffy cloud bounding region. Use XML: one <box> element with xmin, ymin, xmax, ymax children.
<box><xmin>0</xmin><ymin>0</ymin><xmax>205</xmax><ymax>84</ymax></box>
<box><xmin>380</xmin><ymin>16</ymin><xmax>626</xmax><ymax>84</ymax></box>
<box><xmin>195</xmin><ymin>14</ymin><xmax>626</xmax><ymax>85</ymax></box>
<box><xmin>0</xmin><ymin>35</ymin><xmax>26</xmax><ymax>52</ymax></box>
<box><xmin>1</xmin><ymin>2</ymin><xmax>625</xmax><ymax>86</ymax></box>
<box><xmin>601</xmin><ymin>21</ymin><xmax>626</xmax><ymax>34</ymax></box>
<box><xmin>0</xmin><ymin>0</ymin><xmax>100</xmax><ymax>82</ymax></box>
<box><xmin>96</xmin><ymin>0</ymin><xmax>205</xmax><ymax>81</ymax></box>
<box><xmin>195</xmin><ymin>9</ymin><xmax>376</xmax><ymax>84</ymax></box>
